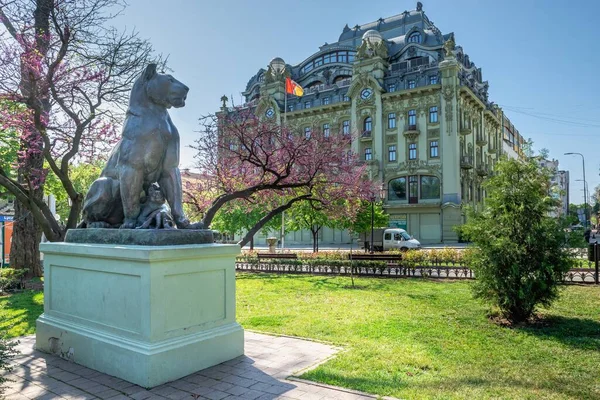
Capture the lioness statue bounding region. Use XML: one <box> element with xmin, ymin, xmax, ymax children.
<box><xmin>80</xmin><ymin>63</ymin><xmax>200</xmax><ymax>229</ymax></box>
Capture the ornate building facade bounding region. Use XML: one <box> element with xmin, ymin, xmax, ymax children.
<box><xmin>224</xmin><ymin>2</ymin><xmax>524</xmax><ymax>244</ymax></box>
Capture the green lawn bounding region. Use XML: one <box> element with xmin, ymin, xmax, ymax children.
<box><xmin>1</xmin><ymin>278</ymin><xmax>599</xmax><ymax>399</ymax></box>
<box><xmin>0</xmin><ymin>290</ymin><xmax>43</xmax><ymax>338</ymax></box>
<box><xmin>237</xmin><ymin>274</ymin><xmax>600</xmax><ymax>400</ymax></box>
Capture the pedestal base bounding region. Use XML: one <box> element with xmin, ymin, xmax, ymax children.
<box><xmin>36</xmin><ymin>242</ymin><xmax>244</xmax><ymax>388</ymax></box>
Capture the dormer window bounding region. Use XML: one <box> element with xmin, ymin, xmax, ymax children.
<box><xmin>408</xmin><ymin>32</ymin><xmax>422</xmax><ymax>44</ymax></box>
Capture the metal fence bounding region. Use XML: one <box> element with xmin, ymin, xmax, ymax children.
<box><xmin>235</xmin><ymin>261</ymin><xmax>598</xmax><ymax>284</ymax></box>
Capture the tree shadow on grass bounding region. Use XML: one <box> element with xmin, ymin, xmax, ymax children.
<box><xmin>0</xmin><ymin>290</ymin><xmax>43</xmax><ymax>338</ymax></box>
<box><xmin>301</xmin><ymin>369</ymin><xmax>596</xmax><ymax>400</ymax></box>
<box><xmin>515</xmin><ymin>315</ymin><xmax>600</xmax><ymax>351</ymax></box>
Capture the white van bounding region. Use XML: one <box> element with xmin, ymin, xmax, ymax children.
<box><xmin>360</xmin><ymin>228</ymin><xmax>422</xmax><ymax>251</ymax></box>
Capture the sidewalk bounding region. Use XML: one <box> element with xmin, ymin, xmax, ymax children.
<box><xmin>3</xmin><ymin>332</ymin><xmax>390</xmax><ymax>400</ymax></box>
<box><xmin>241</xmin><ymin>243</ymin><xmax>469</xmax><ymax>251</ymax></box>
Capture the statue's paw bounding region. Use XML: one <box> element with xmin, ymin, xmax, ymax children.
<box><xmin>186</xmin><ymin>222</ymin><xmax>204</xmax><ymax>230</ymax></box>
<box><xmin>175</xmin><ymin>217</ymin><xmax>190</xmax><ymax>229</ymax></box>
<box><xmin>88</xmin><ymin>221</ymin><xmax>112</xmax><ymax>229</ymax></box>
<box><xmin>120</xmin><ymin>219</ymin><xmax>137</xmax><ymax>229</ymax></box>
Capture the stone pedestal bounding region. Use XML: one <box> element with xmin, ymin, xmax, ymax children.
<box><xmin>36</xmin><ymin>242</ymin><xmax>244</xmax><ymax>388</ymax></box>
<box><xmin>266</xmin><ymin>237</ymin><xmax>278</xmax><ymax>253</ymax></box>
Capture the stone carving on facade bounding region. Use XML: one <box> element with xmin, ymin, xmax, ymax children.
<box><xmin>220</xmin><ymin>95</ymin><xmax>228</xmax><ymax>109</ymax></box>
<box><xmin>443</xmin><ymin>35</ymin><xmax>456</xmax><ymax>58</ymax></box>
<box><xmin>356</xmin><ymin>93</ymin><xmax>376</xmax><ymax>108</ymax></box>
<box><xmin>427</xmin><ymin>129</ymin><xmax>440</xmax><ymax>138</ymax></box>
<box><xmin>443</xmin><ymin>86</ymin><xmax>455</xmax><ymax>136</ymax></box>
<box><xmin>396</xmin><ymin>160</ymin><xmax>441</xmax><ymax>175</ymax></box>
<box><xmin>356</xmin><ymin>38</ymin><xmax>388</xmax><ymax>60</ymax></box>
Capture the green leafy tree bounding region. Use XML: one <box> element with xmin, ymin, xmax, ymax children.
<box><xmin>44</xmin><ymin>161</ymin><xmax>105</xmax><ymax>223</ymax></box>
<box><xmin>460</xmin><ymin>157</ymin><xmax>571</xmax><ymax>324</ymax></box>
<box><xmin>286</xmin><ymin>201</ymin><xmax>337</xmax><ymax>252</ymax></box>
<box><xmin>344</xmin><ymin>200</ymin><xmax>389</xmax><ymax>234</ymax></box>
<box><xmin>210</xmin><ymin>200</ymin><xmax>282</xmax><ymax>249</ymax></box>
<box><xmin>0</xmin><ymin>102</ymin><xmax>19</xmax><ymax>198</ymax></box>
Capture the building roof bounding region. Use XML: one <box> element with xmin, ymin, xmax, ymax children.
<box><xmin>243</xmin><ymin>2</ymin><xmax>490</xmax><ymax>105</ymax></box>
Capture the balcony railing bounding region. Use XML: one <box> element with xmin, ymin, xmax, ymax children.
<box><xmin>460</xmin><ymin>155</ymin><xmax>473</xmax><ymax>169</ymax></box>
<box><xmin>361</xmin><ymin>131</ymin><xmax>372</xmax><ymax>140</ymax></box>
<box><xmin>299</xmin><ymin>79</ymin><xmax>352</xmax><ymax>96</ymax></box>
<box><xmin>459</xmin><ymin>126</ymin><xmax>472</xmax><ymax>136</ymax></box>
<box><xmin>389</xmin><ymin>60</ymin><xmax>437</xmax><ymax>77</ymax></box>
<box><xmin>476</xmin><ymin>163</ymin><xmax>489</xmax><ymax>176</ymax></box>
<box><xmin>403</xmin><ymin>125</ymin><xmax>420</xmax><ymax>140</ymax></box>
<box><xmin>476</xmin><ymin>136</ymin><xmax>488</xmax><ymax>147</ymax></box>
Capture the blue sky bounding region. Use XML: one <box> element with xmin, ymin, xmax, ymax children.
<box><xmin>114</xmin><ymin>0</ymin><xmax>600</xmax><ymax>204</ymax></box>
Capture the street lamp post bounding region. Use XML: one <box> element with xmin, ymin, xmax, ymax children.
<box><xmin>370</xmin><ymin>193</ymin><xmax>375</xmax><ymax>253</ymax></box>
<box><xmin>565</xmin><ymin>152</ymin><xmax>589</xmax><ymax>227</ymax></box>
<box><xmin>369</xmin><ymin>185</ymin><xmax>387</xmax><ymax>254</ymax></box>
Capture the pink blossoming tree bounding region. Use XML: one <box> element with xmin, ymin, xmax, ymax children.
<box><xmin>186</xmin><ymin>109</ymin><xmax>373</xmax><ymax>248</ymax></box>
<box><xmin>0</xmin><ymin>0</ymin><xmax>159</xmax><ymax>276</ymax></box>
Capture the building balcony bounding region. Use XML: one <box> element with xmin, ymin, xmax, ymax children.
<box><xmin>360</xmin><ymin>131</ymin><xmax>372</xmax><ymax>141</ymax></box>
<box><xmin>459</xmin><ymin>127</ymin><xmax>472</xmax><ymax>136</ymax></box>
<box><xmin>488</xmin><ymin>145</ymin><xmax>497</xmax><ymax>154</ymax></box>
<box><xmin>476</xmin><ymin>164</ymin><xmax>489</xmax><ymax>176</ymax></box>
<box><xmin>403</xmin><ymin>125</ymin><xmax>420</xmax><ymax>140</ymax></box>
<box><xmin>460</xmin><ymin>155</ymin><xmax>473</xmax><ymax>169</ymax></box>
<box><xmin>476</xmin><ymin>136</ymin><xmax>488</xmax><ymax>147</ymax></box>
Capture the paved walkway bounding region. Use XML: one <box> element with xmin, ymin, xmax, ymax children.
<box><xmin>2</xmin><ymin>332</ymin><xmax>381</xmax><ymax>400</ymax></box>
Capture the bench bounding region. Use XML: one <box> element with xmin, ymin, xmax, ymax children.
<box><xmin>348</xmin><ymin>253</ymin><xmax>402</xmax><ymax>263</ymax></box>
<box><xmin>257</xmin><ymin>253</ymin><xmax>298</xmax><ymax>261</ymax></box>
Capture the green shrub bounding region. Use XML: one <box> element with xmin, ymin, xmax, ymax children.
<box><xmin>0</xmin><ymin>334</ymin><xmax>18</xmax><ymax>396</ymax></box>
<box><xmin>460</xmin><ymin>158</ymin><xmax>571</xmax><ymax>323</ymax></box>
<box><xmin>0</xmin><ymin>268</ymin><xmax>26</xmax><ymax>293</ymax></box>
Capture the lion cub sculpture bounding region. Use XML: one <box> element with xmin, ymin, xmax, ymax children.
<box><xmin>80</xmin><ymin>64</ymin><xmax>201</xmax><ymax>230</ymax></box>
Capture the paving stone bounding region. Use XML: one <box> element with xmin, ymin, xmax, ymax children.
<box><xmin>118</xmin><ymin>385</ymin><xmax>146</xmax><ymax>395</ymax></box>
<box><xmin>49</xmin><ymin>371</ymin><xmax>81</xmax><ymax>382</ymax></box>
<box><xmin>224</xmin><ymin>385</ymin><xmax>250</xmax><ymax>396</ymax></box>
<box><xmin>164</xmin><ymin>390</ymin><xmax>193</xmax><ymax>400</ymax></box>
<box><xmin>128</xmin><ymin>391</ymin><xmax>155</xmax><ymax>400</ymax></box>
<box><xmin>149</xmin><ymin>386</ymin><xmax>179</xmax><ymax>397</ymax></box>
<box><xmin>4</xmin><ymin>394</ymin><xmax>31</xmax><ymax>400</ymax></box>
<box><xmin>4</xmin><ymin>332</ymin><xmax>390</xmax><ymax>400</ymax></box>
<box><xmin>211</xmin><ymin>381</ymin><xmax>235</xmax><ymax>393</ymax></box>
<box><xmin>203</xmin><ymin>390</ymin><xmax>231</xmax><ymax>400</ymax></box>
<box><xmin>221</xmin><ymin>375</ymin><xmax>257</xmax><ymax>388</ymax></box>
<box><xmin>95</xmin><ymin>388</ymin><xmax>123</xmax><ymax>399</ymax></box>
<box><xmin>166</xmin><ymin>380</ymin><xmax>197</xmax><ymax>392</ymax></box>
<box><xmin>237</xmin><ymin>389</ymin><xmax>265</xmax><ymax>400</ymax></box>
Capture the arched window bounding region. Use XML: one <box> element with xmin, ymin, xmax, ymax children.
<box><xmin>363</xmin><ymin>116</ymin><xmax>372</xmax><ymax>133</ymax></box>
<box><xmin>420</xmin><ymin>175</ymin><xmax>440</xmax><ymax>199</ymax></box>
<box><xmin>408</xmin><ymin>32</ymin><xmax>422</xmax><ymax>44</ymax></box>
<box><xmin>388</xmin><ymin>177</ymin><xmax>407</xmax><ymax>200</ymax></box>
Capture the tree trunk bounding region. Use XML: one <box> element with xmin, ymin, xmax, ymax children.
<box><xmin>11</xmin><ymin>188</ymin><xmax>43</xmax><ymax>277</ymax></box>
<box><xmin>249</xmin><ymin>236</ymin><xmax>254</xmax><ymax>250</ymax></box>
<box><xmin>311</xmin><ymin>226</ymin><xmax>321</xmax><ymax>253</ymax></box>
<box><xmin>9</xmin><ymin>0</ymin><xmax>53</xmax><ymax>277</ymax></box>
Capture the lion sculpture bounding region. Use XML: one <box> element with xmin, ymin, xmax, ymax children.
<box><xmin>80</xmin><ymin>63</ymin><xmax>200</xmax><ymax>229</ymax></box>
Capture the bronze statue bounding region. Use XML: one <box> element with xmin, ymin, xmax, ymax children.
<box><xmin>80</xmin><ymin>64</ymin><xmax>201</xmax><ymax>230</ymax></box>
<box><xmin>136</xmin><ymin>183</ymin><xmax>175</xmax><ymax>230</ymax></box>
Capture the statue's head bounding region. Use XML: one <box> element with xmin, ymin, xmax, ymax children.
<box><xmin>147</xmin><ymin>183</ymin><xmax>165</xmax><ymax>204</ymax></box>
<box><xmin>131</xmin><ymin>64</ymin><xmax>189</xmax><ymax>110</ymax></box>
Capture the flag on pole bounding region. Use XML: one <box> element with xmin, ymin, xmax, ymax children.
<box><xmin>285</xmin><ymin>77</ymin><xmax>304</xmax><ymax>97</ymax></box>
